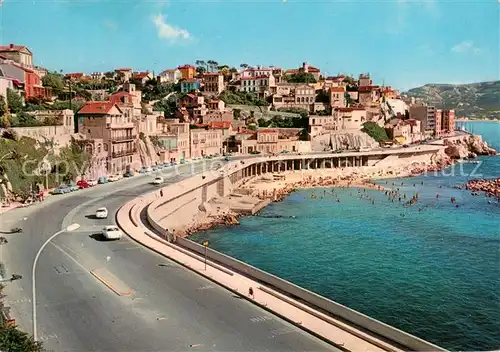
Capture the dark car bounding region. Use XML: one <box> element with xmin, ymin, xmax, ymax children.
<box><xmin>123</xmin><ymin>171</ymin><xmax>134</xmax><ymax>178</ymax></box>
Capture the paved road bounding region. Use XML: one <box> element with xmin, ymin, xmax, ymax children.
<box><xmin>0</xmin><ymin>161</ymin><xmax>337</xmax><ymax>352</ymax></box>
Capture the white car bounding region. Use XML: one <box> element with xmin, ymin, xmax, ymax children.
<box><xmin>114</xmin><ymin>173</ymin><xmax>123</xmax><ymax>181</ymax></box>
<box><xmin>108</xmin><ymin>175</ymin><xmax>119</xmax><ymax>182</ymax></box>
<box><xmin>88</xmin><ymin>179</ymin><xmax>98</xmax><ymax>187</ymax></box>
<box><xmin>102</xmin><ymin>225</ymin><xmax>123</xmax><ymax>240</ymax></box>
<box><xmin>145</xmin><ymin>167</ymin><xmax>153</xmax><ymax>173</ymax></box>
<box><xmin>153</xmin><ymin>176</ymin><xmax>164</xmax><ymax>185</ymax></box>
<box><xmin>95</xmin><ymin>207</ymin><xmax>108</xmax><ymax>219</ymax></box>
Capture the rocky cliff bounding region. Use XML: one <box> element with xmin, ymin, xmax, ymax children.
<box><xmin>444</xmin><ymin>134</ymin><xmax>497</xmax><ymax>159</ymax></box>
<box><xmin>311</xmin><ymin>132</ymin><xmax>379</xmax><ymax>151</ymax></box>
<box><xmin>136</xmin><ymin>137</ymin><xmax>160</xmax><ymax>167</ymax></box>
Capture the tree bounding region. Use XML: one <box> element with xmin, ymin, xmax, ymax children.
<box><xmin>285</xmin><ymin>71</ymin><xmax>317</xmax><ymax>84</ymax></box>
<box><xmin>0</xmin><ymin>95</ymin><xmax>6</xmax><ymax>117</ymax></box>
<box><xmin>362</xmin><ymin>121</ymin><xmax>389</xmax><ymax>142</ymax></box>
<box><xmin>240</xmin><ymin>63</ymin><xmax>249</xmax><ymax>69</ymax></box>
<box><xmin>0</xmin><ymin>326</ymin><xmax>44</xmax><ymax>351</ymax></box>
<box><xmin>42</xmin><ymin>72</ymin><xmax>64</xmax><ymax>94</ymax></box>
<box><xmin>6</xmin><ymin>88</ymin><xmax>23</xmax><ymax>114</ymax></box>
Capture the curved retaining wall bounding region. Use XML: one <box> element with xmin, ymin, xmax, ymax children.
<box><xmin>146</xmin><ymin>153</ymin><xmax>446</xmax><ymax>352</ymax></box>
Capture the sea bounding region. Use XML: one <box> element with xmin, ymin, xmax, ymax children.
<box><xmin>191</xmin><ymin>121</ymin><xmax>500</xmax><ymax>351</ymax></box>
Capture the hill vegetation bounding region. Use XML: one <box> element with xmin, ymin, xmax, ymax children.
<box><xmin>404</xmin><ymin>81</ymin><xmax>500</xmax><ymax>119</ymax></box>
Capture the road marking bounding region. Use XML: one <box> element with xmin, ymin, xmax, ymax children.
<box><xmin>53</xmin><ymin>264</ymin><xmax>71</xmax><ymax>275</ymax></box>
<box><xmin>39</xmin><ymin>333</ymin><xmax>58</xmax><ymax>342</ymax></box>
<box><xmin>156</xmin><ymin>316</ymin><xmax>167</xmax><ymax>321</ymax></box>
<box><xmin>50</xmin><ymin>242</ymin><xmax>89</xmax><ymax>273</ymax></box>
<box><xmin>250</xmin><ymin>316</ymin><xmax>273</xmax><ymax>323</ymax></box>
<box><xmin>6</xmin><ymin>298</ymin><xmax>31</xmax><ymax>304</ymax></box>
<box><xmin>269</xmin><ymin>327</ymin><xmax>296</xmax><ymax>338</ymax></box>
<box><xmin>112</xmin><ymin>246</ymin><xmax>139</xmax><ymax>252</ymax></box>
<box><xmin>197</xmin><ymin>285</ymin><xmax>214</xmax><ymax>291</ymax></box>
<box><xmin>90</xmin><ymin>268</ymin><xmax>133</xmax><ymax>296</ymax></box>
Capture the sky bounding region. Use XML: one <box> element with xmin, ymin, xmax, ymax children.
<box><xmin>0</xmin><ymin>0</ymin><xmax>498</xmax><ymax>91</ymax></box>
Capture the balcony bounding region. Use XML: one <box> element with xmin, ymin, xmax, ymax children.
<box><xmin>111</xmin><ymin>135</ymin><xmax>137</xmax><ymax>143</ymax></box>
<box><xmin>109</xmin><ymin>122</ymin><xmax>135</xmax><ymax>129</ymax></box>
<box><xmin>112</xmin><ymin>148</ymin><xmax>137</xmax><ymax>158</ymax></box>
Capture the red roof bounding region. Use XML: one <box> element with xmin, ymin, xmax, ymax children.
<box><xmin>65</xmin><ymin>72</ymin><xmax>84</xmax><ymax>78</ymax></box>
<box><xmin>78</xmin><ymin>101</ymin><xmax>121</xmax><ymax>114</ymax></box>
<box><xmin>330</xmin><ymin>87</ymin><xmax>346</xmax><ymax>92</ymax></box>
<box><xmin>208</xmin><ymin>121</ymin><xmax>231</xmax><ymax>129</ymax></box>
<box><xmin>0</xmin><ymin>44</ymin><xmax>29</xmax><ymax>52</ymax></box>
<box><xmin>178</xmin><ymin>64</ymin><xmax>196</xmax><ymax>70</ymax></box>
<box><xmin>133</xmin><ymin>72</ymin><xmax>150</xmax><ymax>79</ymax></box>
<box><xmin>258</xmin><ymin>129</ymin><xmax>279</xmax><ymax>134</ymax></box>
<box><xmin>307</xmin><ymin>66</ymin><xmax>320</xmax><ymax>72</ymax></box>
<box><xmin>110</xmin><ymin>91</ymin><xmax>135</xmax><ymax>104</ymax></box>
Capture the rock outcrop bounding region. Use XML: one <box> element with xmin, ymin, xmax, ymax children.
<box><xmin>312</xmin><ymin>132</ymin><xmax>379</xmax><ymax>151</ymax></box>
<box><xmin>444</xmin><ymin>134</ymin><xmax>496</xmax><ymax>159</ymax></box>
<box><xmin>136</xmin><ymin>136</ymin><xmax>160</xmax><ymax>167</ymax></box>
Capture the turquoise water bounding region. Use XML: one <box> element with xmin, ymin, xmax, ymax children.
<box><xmin>191</xmin><ymin>122</ymin><xmax>500</xmax><ymax>351</ymax></box>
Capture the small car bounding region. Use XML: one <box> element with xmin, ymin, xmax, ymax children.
<box><xmin>77</xmin><ymin>179</ymin><xmax>90</xmax><ymax>189</ymax></box>
<box><xmin>87</xmin><ymin>179</ymin><xmax>98</xmax><ymax>187</ymax></box>
<box><xmin>108</xmin><ymin>175</ymin><xmax>119</xmax><ymax>182</ymax></box>
<box><xmin>153</xmin><ymin>176</ymin><xmax>164</xmax><ymax>185</ymax></box>
<box><xmin>51</xmin><ymin>185</ymin><xmax>70</xmax><ymax>195</ymax></box>
<box><xmin>123</xmin><ymin>171</ymin><xmax>134</xmax><ymax>178</ymax></box>
<box><xmin>95</xmin><ymin>207</ymin><xmax>108</xmax><ymax>219</ymax></box>
<box><xmin>102</xmin><ymin>225</ymin><xmax>123</xmax><ymax>240</ymax></box>
<box><xmin>98</xmin><ymin>177</ymin><xmax>108</xmax><ymax>184</ymax></box>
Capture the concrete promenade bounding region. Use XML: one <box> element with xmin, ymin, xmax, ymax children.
<box><xmin>119</xmin><ymin>196</ymin><xmax>410</xmax><ymax>352</ymax></box>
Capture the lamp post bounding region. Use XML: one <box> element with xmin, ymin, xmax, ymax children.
<box><xmin>32</xmin><ymin>223</ymin><xmax>80</xmax><ymax>341</ymax></box>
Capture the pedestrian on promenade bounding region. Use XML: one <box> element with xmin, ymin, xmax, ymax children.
<box><xmin>248</xmin><ymin>287</ymin><xmax>254</xmax><ymax>298</ymax></box>
<box><xmin>160</xmin><ymin>189</ymin><xmax>164</xmax><ymax>197</ymax></box>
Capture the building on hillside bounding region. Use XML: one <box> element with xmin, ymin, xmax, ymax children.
<box><xmin>115</xmin><ymin>68</ymin><xmax>133</xmax><ymax>82</ymax></box>
<box><xmin>0</xmin><ymin>74</ymin><xmax>17</xmax><ymax>98</ymax></box>
<box><xmin>441</xmin><ymin>109</ymin><xmax>455</xmax><ymax>135</ymax></box>
<box><xmin>284</xmin><ymin>62</ymin><xmax>321</xmax><ymax>81</ymax></box>
<box><xmin>90</xmin><ymin>72</ymin><xmax>105</xmax><ymax>80</ymax></box>
<box><xmin>178</xmin><ymin>64</ymin><xmax>196</xmax><ymax>80</ymax></box>
<box><xmin>202</xmin><ymin>110</ymin><xmax>233</xmax><ymax>124</ymax></box>
<box><xmin>240</xmin><ymin>128</ymin><xmax>310</xmax><ymax>154</ymax></box>
<box><xmin>26</xmin><ymin>109</ymin><xmax>74</xmax><ymax>130</ymax></box>
<box><xmin>109</xmin><ymin>83</ymin><xmax>142</xmax><ymax>117</ymax></box>
<box><xmin>358</xmin><ymin>85</ymin><xmax>380</xmax><ymax>106</ymax></box>
<box><xmin>180</xmin><ymin>79</ymin><xmax>200</xmax><ymax>93</ymax></box>
<box><xmin>189</xmin><ymin>127</ymin><xmax>223</xmax><ymax>158</ymax></box>
<box><xmin>271</xmin><ymin>83</ymin><xmax>315</xmax><ymax>112</ymax></box>
<box><xmin>206</xmin><ymin>98</ymin><xmax>225</xmax><ymax>111</ymax></box>
<box><xmin>240</xmin><ymin>75</ymin><xmax>276</xmax><ymax>97</ymax></box>
<box><xmin>241</xmin><ymin>67</ymin><xmax>273</xmax><ymax>78</ymax></box>
<box><xmin>358</xmin><ymin>73</ymin><xmax>372</xmax><ymax>87</ymax></box>
<box><xmin>65</xmin><ymin>72</ymin><xmax>85</xmax><ymax>81</ymax></box>
<box><xmin>159</xmin><ymin>119</ymin><xmax>190</xmax><ymax>160</ymax></box>
<box><xmin>158</xmin><ymin>68</ymin><xmax>181</xmax><ymax>84</ymax></box>
<box><xmin>132</xmin><ymin>71</ymin><xmax>153</xmax><ymax>85</ymax></box>
<box><xmin>334</xmin><ymin>107</ymin><xmax>367</xmax><ymax>131</ymax></box>
<box><xmin>385</xmin><ymin>118</ymin><xmax>422</xmax><ymax>144</ymax></box>
<box><xmin>434</xmin><ymin>109</ymin><xmax>443</xmax><ymax>136</ymax></box>
<box><xmin>409</xmin><ymin>104</ymin><xmax>437</xmax><ymax>134</ymax></box>
<box><xmin>74</xmin><ymin>136</ymin><xmax>108</xmax><ymax>180</ymax></box>
<box><xmin>203</xmin><ymin>73</ymin><xmax>224</xmax><ymax>95</ymax></box>
<box><xmin>330</xmin><ymin>87</ymin><xmax>347</xmax><ymax>108</ymax></box>
<box><xmin>78</xmin><ymin>101</ymin><xmax>139</xmax><ymax>174</ymax></box>
<box><xmin>0</xmin><ymin>62</ymin><xmax>51</xmax><ymax>100</ymax></box>
<box><xmin>309</xmin><ymin>115</ymin><xmax>338</xmax><ymax>138</ymax></box>
<box><xmin>0</xmin><ymin>44</ymin><xmax>33</xmax><ymax>68</ymax></box>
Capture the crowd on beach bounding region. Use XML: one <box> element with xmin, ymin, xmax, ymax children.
<box><xmin>455</xmin><ymin>178</ymin><xmax>500</xmax><ymax>199</ymax></box>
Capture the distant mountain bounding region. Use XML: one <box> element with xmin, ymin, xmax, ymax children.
<box><xmin>404</xmin><ymin>81</ymin><xmax>500</xmax><ymax>119</ymax></box>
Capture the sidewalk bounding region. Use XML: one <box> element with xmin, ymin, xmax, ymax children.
<box><xmin>117</xmin><ymin>199</ymin><xmax>403</xmax><ymax>352</ymax></box>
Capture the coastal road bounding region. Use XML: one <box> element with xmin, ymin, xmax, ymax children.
<box><xmin>0</xmin><ymin>161</ymin><xmax>337</xmax><ymax>352</ymax></box>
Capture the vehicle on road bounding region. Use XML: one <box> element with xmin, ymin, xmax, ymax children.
<box><xmin>123</xmin><ymin>171</ymin><xmax>134</xmax><ymax>178</ymax></box>
<box><xmin>108</xmin><ymin>175</ymin><xmax>119</xmax><ymax>182</ymax></box>
<box><xmin>403</xmin><ymin>144</ymin><xmax>409</xmax><ymax>148</ymax></box>
<box><xmin>95</xmin><ymin>207</ymin><xmax>108</xmax><ymax>219</ymax></box>
<box><xmin>334</xmin><ymin>149</ymin><xmax>344</xmax><ymax>154</ymax></box>
<box><xmin>153</xmin><ymin>176</ymin><xmax>164</xmax><ymax>185</ymax></box>
<box><xmin>102</xmin><ymin>225</ymin><xmax>123</xmax><ymax>240</ymax></box>
<box><xmin>77</xmin><ymin>179</ymin><xmax>90</xmax><ymax>189</ymax></box>
<box><xmin>51</xmin><ymin>185</ymin><xmax>71</xmax><ymax>195</ymax></box>
<box><xmin>98</xmin><ymin>177</ymin><xmax>108</xmax><ymax>184</ymax></box>
<box><xmin>87</xmin><ymin>179</ymin><xmax>98</xmax><ymax>187</ymax></box>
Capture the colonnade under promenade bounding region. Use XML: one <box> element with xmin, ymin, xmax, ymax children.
<box><xmin>228</xmin><ymin>156</ymin><xmax>370</xmax><ymax>185</ymax></box>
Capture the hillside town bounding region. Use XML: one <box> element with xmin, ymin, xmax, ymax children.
<box><xmin>0</xmin><ymin>43</ymin><xmax>458</xmax><ymax>182</ymax></box>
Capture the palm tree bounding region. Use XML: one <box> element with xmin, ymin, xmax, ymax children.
<box><xmin>240</xmin><ymin>63</ymin><xmax>249</xmax><ymax>69</ymax></box>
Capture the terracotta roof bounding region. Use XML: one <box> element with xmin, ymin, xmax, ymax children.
<box><xmin>258</xmin><ymin>129</ymin><xmax>279</xmax><ymax>134</ymax></box>
<box><xmin>178</xmin><ymin>64</ymin><xmax>196</xmax><ymax>69</ymax></box>
<box><xmin>285</xmin><ymin>69</ymin><xmax>299</xmax><ymax>74</ymax></box>
<box><xmin>237</xmin><ymin>128</ymin><xmax>257</xmax><ymax>135</ymax></box>
<box><xmin>208</xmin><ymin>121</ymin><xmax>231</xmax><ymax>129</ymax></box>
<box><xmin>358</xmin><ymin>85</ymin><xmax>377</xmax><ymax>92</ymax></box>
<box><xmin>0</xmin><ymin>44</ymin><xmax>30</xmax><ymax>53</ymax></box>
<box><xmin>307</xmin><ymin>66</ymin><xmax>320</xmax><ymax>72</ymax></box>
<box><xmin>330</xmin><ymin>87</ymin><xmax>346</xmax><ymax>92</ymax></box>
<box><xmin>133</xmin><ymin>72</ymin><xmax>150</xmax><ymax>79</ymax></box>
<box><xmin>65</xmin><ymin>72</ymin><xmax>84</xmax><ymax>78</ymax></box>
<box><xmin>78</xmin><ymin>101</ymin><xmax>121</xmax><ymax>114</ymax></box>
<box><xmin>115</xmin><ymin>68</ymin><xmax>132</xmax><ymax>72</ymax></box>
<box><xmin>110</xmin><ymin>91</ymin><xmax>135</xmax><ymax>104</ymax></box>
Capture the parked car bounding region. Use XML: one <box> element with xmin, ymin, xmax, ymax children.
<box><xmin>51</xmin><ymin>185</ymin><xmax>71</xmax><ymax>195</ymax></box>
<box><xmin>87</xmin><ymin>179</ymin><xmax>98</xmax><ymax>187</ymax></box>
<box><xmin>153</xmin><ymin>176</ymin><xmax>164</xmax><ymax>185</ymax></box>
<box><xmin>123</xmin><ymin>171</ymin><xmax>134</xmax><ymax>178</ymax></box>
<box><xmin>98</xmin><ymin>177</ymin><xmax>108</xmax><ymax>184</ymax></box>
<box><xmin>95</xmin><ymin>207</ymin><xmax>108</xmax><ymax>219</ymax></box>
<box><xmin>102</xmin><ymin>225</ymin><xmax>123</xmax><ymax>240</ymax></box>
<box><xmin>77</xmin><ymin>179</ymin><xmax>90</xmax><ymax>189</ymax></box>
<box><xmin>108</xmin><ymin>175</ymin><xmax>119</xmax><ymax>182</ymax></box>
<box><xmin>114</xmin><ymin>174</ymin><xmax>123</xmax><ymax>181</ymax></box>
